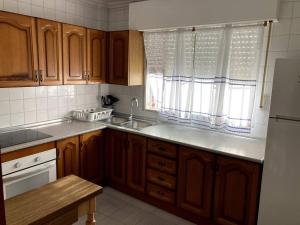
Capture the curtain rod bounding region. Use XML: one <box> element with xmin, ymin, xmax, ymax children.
<box><xmin>260</xmin><ymin>20</ymin><xmax>273</xmax><ymax>108</ymax></box>
<box><xmin>141</xmin><ymin>21</ymin><xmax>268</xmax><ymax>33</ymax></box>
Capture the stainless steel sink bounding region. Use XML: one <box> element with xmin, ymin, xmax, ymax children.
<box><xmin>120</xmin><ymin>120</ymin><xmax>153</xmax><ymax>130</ymax></box>
<box><xmin>101</xmin><ymin>116</ymin><xmax>129</xmax><ymax>125</ymax></box>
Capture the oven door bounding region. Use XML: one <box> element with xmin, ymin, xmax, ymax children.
<box><xmin>2</xmin><ymin>160</ymin><xmax>56</xmax><ymax>200</ymax></box>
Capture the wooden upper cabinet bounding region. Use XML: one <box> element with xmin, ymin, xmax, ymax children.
<box><xmin>108</xmin><ymin>30</ymin><xmax>144</xmax><ymax>86</ymax></box>
<box><xmin>127</xmin><ymin>134</ymin><xmax>147</xmax><ymax>193</ymax></box>
<box><xmin>79</xmin><ymin>130</ymin><xmax>105</xmax><ymax>184</ymax></box>
<box><xmin>108</xmin><ymin>130</ymin><xmax>128</xmax><ymax>186</ymax></box>
<box><xmin>87</xmin><ymin>29</ymin><xmax>106</xmax><ymax>83</ymax></box>
<box><xmin>0</xmin><ymin>11</ymin><xmax>38</xmax><ymax>87</ymax></box>
<box><xmin>177</xmin><ymin>147</ymin><xmax>215</xmax><ymax>219</ymax></box>
<box><xmin>62</xmin><ymin>24</ymin><xmax>87</xmax><ymax>85</ymax></box>
<box><xmin>56</xmin><ymin>136</ymin><xmax>80</xmax><ymax>178</ymax></box>
<box><xmin>214</xmin><ymin>156</ymin><xmax>262</xmax><ymax>225</ymax></box>
<box><xmin>36</xmin><ymin>19</ymin><xmax>62</xmax><ymax>85</ymax></box>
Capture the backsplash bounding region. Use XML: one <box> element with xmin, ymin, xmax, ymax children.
<box><xmin>0</xmin><ymin>85</ymin><xmax>101</xmax><ymax>128</ymax></box>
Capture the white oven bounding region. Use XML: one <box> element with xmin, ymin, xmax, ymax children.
<box><xmin>2</xmin><ymin>148</ymin><xmax>57</xmax><ymax>200</ymax></box>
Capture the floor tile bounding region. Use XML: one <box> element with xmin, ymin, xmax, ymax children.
<box><xmin>73</xmin><ymin>187</ymin><xmax>196</xmax><ymax>225</ymax></box>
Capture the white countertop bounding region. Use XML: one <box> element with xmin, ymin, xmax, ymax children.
<box><xmin>0</xmin><ymin>120</ymin><xmax>266</xmax><ymax>163</ymax></box>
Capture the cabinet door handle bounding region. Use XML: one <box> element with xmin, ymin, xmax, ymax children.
<box><xmin>39</xmin><ymin>70</ymin><xmax>43</xmax><ymax>83</ymax></box>
<box><xmin>35</xmin><ymin>70</ymin><xmax>39</xmax><ymax>82</ymax></box>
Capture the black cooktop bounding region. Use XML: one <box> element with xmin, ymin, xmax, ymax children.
<box><xmin>0</xmin><ymin>129</ymin><xmax>52</xmax><ymax>149</ymax></box>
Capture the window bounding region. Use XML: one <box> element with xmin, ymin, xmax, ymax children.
<box><xmin>144</xmin><ymin>25</ymin><xmax>264</xmax><ymax>134</ymax></box>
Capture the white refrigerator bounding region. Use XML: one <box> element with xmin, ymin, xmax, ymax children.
<box><xmin>258</xmin><ymin>59</ymin><xmax>300</xmax><ymax>225</ymax></box>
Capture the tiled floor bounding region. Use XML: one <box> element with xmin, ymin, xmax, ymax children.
<box><xmin>74</xmin><ymin>187</ymin><xmax>196</xmax><ymax>225</ymax></box>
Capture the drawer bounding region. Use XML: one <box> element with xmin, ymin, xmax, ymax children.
<box><xmin>147</xmin><ymin>168</ymin><xmax>176</xmax><ymax>189</ymax></box>
<box><xmin>147</xmin><ymin>183</ymin><xmax>175</xmax><ymax>204</ymax></box>
<box><xmin>148</xmin><ymin>139</ymin><xmax>177</xmax><ymax>158</ymax></box>
<box><xmin>147</xmin><ymin>154</ymin><xmax>177</xmax><ymax>175</ymax></box>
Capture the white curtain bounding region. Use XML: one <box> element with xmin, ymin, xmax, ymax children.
<box><xmin>144</xmin><ymin>25</ymin><xmax>264</xmax><ymax>134</ymax></box>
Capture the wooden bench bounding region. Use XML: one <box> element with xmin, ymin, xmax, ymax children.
<box><xmin>5</xmin><ymin>175</ymin><xmax>103</xmax><ymax>225</ymax></box>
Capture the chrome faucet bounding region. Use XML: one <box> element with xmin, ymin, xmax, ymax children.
<box><xmin>129</xmin><ymin>97</ymin><xmax>139</xmax><ymax>121</ymax></box>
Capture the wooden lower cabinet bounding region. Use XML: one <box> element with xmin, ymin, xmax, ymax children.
<box><xmin>177</xmin><ymin>147</ymin><xmax>215</xmax><ymax>219</ymax></box>
<box><xmin>214</xmin><ymin>156</ymin><xmax>261</xmax><ymax>225</ymax></box>
<box><xmin>79</xmin><ymin>131</ymin><xmax>105</xmax><ymax>184</ymax></box>
<box><xmin>108</xmin><ymin>130</ymin><xmax>128</xmax><ymax>186</ymax></box>
<box><xmin>127</xmin><ymin>134</ymin><xmax>147</xmax><ymax>193</ymax></box>
<box><xmin>56</xmin><ymin>136</ymin><xmax>80</xmax><ymax>178</ymax></box>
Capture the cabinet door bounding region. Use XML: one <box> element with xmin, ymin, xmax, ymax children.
<box><xmin>62</xmin><ymin>24</ymin><xmax>86</xmax><ymax>84</ymax></box>
<box><xmin>177</xmin><ymin>147</ymin><xmax>215</xmax><ymax>219</ymax></box>
<box><xmin>36</xmin><ymin>19</ymin><xmax>62</xmax><ymax>85</ymax></box>
<box><xmin>108</xmin><ymin>130</ymin><xmax>127</xmax><ymax>185</ymax></box>
<box><xmin>108</xmin><ymin>31</ymin><xmax>128</xmax><ymax>85</ymax></box>
<box><xmin>127</xmin><ymin>134</ymin><xmax>146</xmax><ymax>193</ymax></box>
<box><xmin>214</xmin><ymin>156</ymin><xmax>261</xmax><ymax>225</ymax></box>
<box><xmin>80</xmin><ymin>130</ymin><xmax>105</xmax><ymax>184</ymax></box>
<box><xmin>87</xmin><ymin>29</ymin><xmax>106</xmax><ymax>83</ymax></box>
<box><xmin>0</xmin><ymin>12</ymin><xmax>38</xmax><ymax>87</ymax></box>
<box><xmin>56</xmin><ymin>136</ymin><xmax>80</xmax><ymax>178</ymax></box>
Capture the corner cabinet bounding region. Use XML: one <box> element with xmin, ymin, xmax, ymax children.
<box><xmin>56</xmin><ymin>136</ymin><xmax>80</xmax><ymax>178</ymax></box>
<box><xmin>214</xmin><ymin>156</ymin><xmax>261</xmax><ymax>225</ymax></box>
<box><xmin>79</xmin><ymin>130</ymin><xmax>105</xmax><ymax>184</ymax></box>
<box><xmin>36</xmin><ymin>19</ymin><xmax>63</xmax><ymax>85</ymax></box>
<box><xmin>177</xmin><ymin>147</ymin><xmax>215</xmax><ymax>219</ymax></box>
<box><xmin>87</xmin><ymin>29</ymin><xmax>106</xmax><ymax>83</ymax></box>
<box><xmin>127</xmin><ymin>134</ymin><xmax>147</xmax><ymax>193</ymax></box>
<box><xmin>108</xmin><ymin>30</ymin><xmax>144</xmax><ymax>86</ymax></box>
<box><xmin>62</xmin><ymin>24</ymin><xmax>87</xmax><ymax>85</ymax></box>
<box><xmin>0</xmin><ymin>12</ymin><xmax>38</xmax><ymax>87</ymax></box>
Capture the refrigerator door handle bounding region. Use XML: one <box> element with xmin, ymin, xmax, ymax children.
<box><xmin>271</xmin><ymin>115</ymin><xmax>300</xmax><ymax>122</ymax></box>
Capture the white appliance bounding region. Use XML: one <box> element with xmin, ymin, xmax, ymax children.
<box><xmin>2</xmin><ymin>148</ymin><xmax>57</xmax><ymax>200</ymax></box>
<box><xmin>258</xmin><ymin>59</ymin><xmax>300</xmax><ymax>225</ymax></box>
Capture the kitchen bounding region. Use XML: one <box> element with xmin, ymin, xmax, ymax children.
<box><xmin>0</xmin><ymin>0</ymin><xmax>299</xmax><ymax>224</ymax></box>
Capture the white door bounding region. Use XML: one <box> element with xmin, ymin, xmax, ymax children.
<box><xmin>258</xmin><ymin>118</ymin><xmax>300</xmax><ymax>225</ymax></box>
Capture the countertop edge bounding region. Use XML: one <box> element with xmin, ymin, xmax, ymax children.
<box><xmin>0</xmin><ymin>122</ymin><xmax>264</xmax><ymax>164</ymax></box>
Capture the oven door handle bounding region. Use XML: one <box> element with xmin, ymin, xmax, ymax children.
<box><xmin>3</xmin><ymin>161</ymin><xmax>56</xmax><ymax>184</ymax></box>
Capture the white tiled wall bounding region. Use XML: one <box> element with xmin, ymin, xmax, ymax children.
<box><xmin>0</xmin><ymin>0</ymin><xmax>108</xmax><ymax>30</ymax></box>
<box><xmin>105</xmin><ymin>0</ymin><xmax>300</xmax><ymax>139</ymax></box>
<box><xmin>0</xmin><ymin>85</ymin><xmax>100</xmax><ymax>128</ymax></box>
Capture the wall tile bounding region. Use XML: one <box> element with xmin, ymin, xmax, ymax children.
<box><xmin>279</xmin><ymin>2</ymin><xmax>294</xmax><ymax>19</ymax></box>
<box><xmin>36</xmin><ymin>86</ymin><xmax>47</xmax><ymax>98</ymax></box>
<box><xmin>0</xmin><ymin>101</ymin><xmax>10</xmax><ymax>115</ymax></box>
<box><xmin>37</xmin><ymin>110</ymin><xmax>48</xmax><ymax>122</ymax></box>
<box><xmin>36</xmin><ymin>98</ymin><xmax>47</xmax><ymax>110</ymax></box>
<box><xmin>25</xmin><ymin>111</ymin><xmax>37</xmax><ymax>124</ymax></box>
<box><xmin>47</xmin><ymin>86</ymin><xmax>58</xmax><ymax>97</ymax></box>
<box><xmin>0</xmin><ymin>88</ymin><xmax>9</xmax><ymax>101</ymax></box>
<box><xmin>291</xmin><ymin>18</ymin><xmax>300</xmax><ymax>34</ymax></box>
<box><xmin>289</xmin><ymin>35</ymin><xmax>300</xmax><ymax>50</ymax></box>
<box><xmin>47</xmin><ymin>96</ymin><xmax>58</xmax><ymax>109</ymax></box>
<box><xmin>44</xmin><ymin>0</ymin><xmax>55</xmax><ymax>9</ymax></box>
<box><xmin>10</xmin><ymin>113</ymin><xmax>24</xmax><ymax>126</ymax></box>
<box><xmin>9</xmin><ymin>88</ymin><xmax>23</xmax><ymax>100</ymax></box>
<box><xmin>0</xmin><ymin>0</ymin><xmax>3</xmax><ymax>10</ymax></box>
<box><xmin>18</xmin><ymin>1</ymin><xmax>31</xmax><ymax>15</ymax></box>
<box><xmin>3</xmin><ymin>0</ymin><xmax>18</xmax><ymax>12</ymax></box>
<box><xmin>24</xmin><ymin>98</ymin><xmax>36</xmax><ymax>111</ymax></box>
<box><xmin>23</xmin><ymin>87</ymin><xmax>36</xmax><ymax>99</ymax></box>
<box><xmin>32</xmin><ymin>0</ymin><xmax>43</xmax><ymax>7</ymax></box>
<box><xmin>294</xmin><ymin>2</ymin><xmax>300</xmax><ymax>18</ymax></box>
<box><xmin>31</xmin><ymin>5</ymin><xmax>44</xmax><ymax>17</ymax></box>
<box><xmin>0</xmin><ymin>115</ymin><xmax>10</xmax><ymax>128</ymax></box>
<box><xmin>10</xmin><ymin>100</ymin><xmax>24</xmax><ymax>113</ymax></box>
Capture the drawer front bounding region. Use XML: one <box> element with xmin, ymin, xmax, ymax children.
<box><xmin>147</xmin><ymin>168</ymin><xmax>176</xmax><ymax>189</ymax></box>
<box><xmin>148</xmin><ymin>139</ymin><xmax>177</xmax><ymax>158</ymax></box>
<box><xmin>147</xmin><ymin>183</ymin><xmax>175</xmax><ymax>204</ymax></box>
<box><xmin>147</xmin><ymin>154</ymin><xmax>177</xmax><ymax>175</ymax></box>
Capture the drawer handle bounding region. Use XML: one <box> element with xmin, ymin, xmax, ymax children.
<box><xmin>158</xmin><ymin>161</ymin><xmax>166</xmax><ymax>167</ymax></box>
<box><xmin>157</xmin><ymin>176</ymin><xmax>165</xmax><ymax>182</ymax></box>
